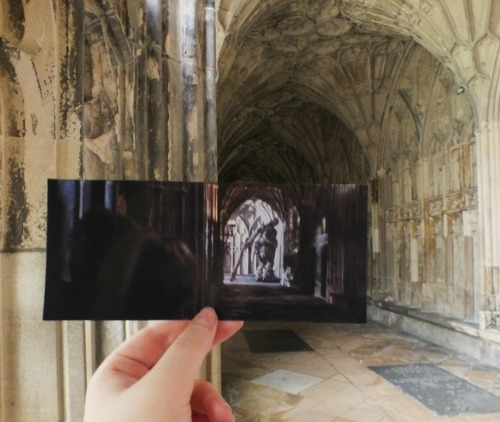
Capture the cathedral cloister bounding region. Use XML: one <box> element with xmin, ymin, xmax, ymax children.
<box><xmin>2</xmin><ymin>0</ymin><xmax>500</xmax><ymax>420</ymax></box>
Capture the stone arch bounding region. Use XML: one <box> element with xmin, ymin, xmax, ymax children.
<box><xmin>216</xmin><ymin>1</ymin><xmax>419</xmax><ymax>177</ymax></box>
<box><xmin>218</xmin><ymin>104</ymin><xmax>370</xmax><ymax>183</ymax></box>
<box><xmin>368</xmin><ymin>29</ymin><xmax>478</xmax><ymax>324</ymax></box>
<box><xmin>216</xmin><ymin>0</ymin><xmax>493</xmax><ymax>173</ymax></box>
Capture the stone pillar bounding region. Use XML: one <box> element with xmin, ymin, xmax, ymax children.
<box><xmin>165</xmin><ymin>0</ymin><xmax>221</xmax><ymax>385</ymax></box>
<box><xmin>167</xmin><ymin>0</ymin><xmax>217</xmax><ymax>182</ymax></box>
<box><xmin>82</xmin><ymin>0</ymin><xmax>220</xmax><ymax>389</ymax></box>
<box><xmin>475</xmin><ymin>122</ymin><xmax>500</xmax><ymax>330</ymax></box>
<box><xmin>0</xmin><ymin>1</ymin><xmax>88</xmax><ymax>421</ymax></box>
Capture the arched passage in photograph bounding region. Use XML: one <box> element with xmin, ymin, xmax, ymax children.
<box><xmin>215</xmin><ymin>183</ymin><xmax>368</xmax><ymax>322</ymax></box>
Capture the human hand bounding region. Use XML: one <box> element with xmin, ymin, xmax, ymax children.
<box><xmin>84</xmin><ymin>308</ymin><xmax>243</xmax><ymax>422</ymax></box>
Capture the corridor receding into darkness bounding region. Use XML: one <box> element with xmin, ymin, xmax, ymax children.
<box><xmin>216</xmin><ymin>0</ymin><xmax>487</xmax><ymax>363</ymax></box>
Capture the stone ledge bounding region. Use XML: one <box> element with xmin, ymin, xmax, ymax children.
<box><xmin>370</xmin><ymin>299</ymin><xmax>479</xmax><ymax>334</ymax></box>
<box><xmin>480</xmin><ymin>328</ymin><xmax>500</xmax><ymax>345</ymax></box>
<box><xmin>368</xmin><ymin>300</ymin><xmax>500</xmax><ymax>369</ymax></box>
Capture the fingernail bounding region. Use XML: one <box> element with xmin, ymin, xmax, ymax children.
<box><xmin>219</xmin><ymin>402</ymin><xmax>235</xmax><ymax>420</ymax></box>
<box><xmin>193</xmin><ymin>307</ymin><xmax>217</xmax><ymax>327</ymax></box>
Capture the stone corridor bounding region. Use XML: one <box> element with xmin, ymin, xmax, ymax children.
<box><xmin>4</xmin><ymin>1</ymin><xmax>500</xmax><ymax>420</ymax></box>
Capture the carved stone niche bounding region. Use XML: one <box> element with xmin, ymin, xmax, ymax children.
<box><xmin>445</xmin><ymin>192</ymin><xmax>465</xmax><ymax>212</ymax></box>
<box><xmin>399</xmin><ymin>204</ymin><xmax>411</xmax><ymax>221</ymax></box>
<box><xmin>385</xmin><ymin>207</ymin><xmax>399</xmax><ymax>223</ymax></box>
<box><xmin>411</xmin><ymin>201</ymin><xmax>422</xmax><ymax>219</ymax></box>
<box><xmin>428</xmin><ymin>197</ymin><xmax>444</xmax><ymax>217</ymax></box>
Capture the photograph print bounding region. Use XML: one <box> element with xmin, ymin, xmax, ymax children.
<box><xmin>44</xmin><ymin>180</ymin><xmax>367</xmax><ymax>322</ymax></box>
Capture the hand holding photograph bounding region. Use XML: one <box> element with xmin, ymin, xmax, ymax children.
<box><xmin>44</xmin><ymin>180</ymin><xmax>367</xmax><ymax>322</ymax></box>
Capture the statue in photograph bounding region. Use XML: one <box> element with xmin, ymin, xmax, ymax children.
<box><xmin>252</xmin><ymin>218</ymin><xmax>279</xmax><ymax>282</ymax></box>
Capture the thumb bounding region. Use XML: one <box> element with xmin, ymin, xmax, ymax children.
<box><xmin>145</xmin><ymin>307</ymin><xmax>218</xmax><ymax>397</ymax></box>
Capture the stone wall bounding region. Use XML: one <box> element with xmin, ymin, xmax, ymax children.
<box><xmin>371</xmin><ymin>46</ymin><xmax>478</xmax><ymax>323</ymax></box>
<box><xmin>0</xmin><ymin>2</ymin><xmax>85</xmax><ymax>420</ymax></box>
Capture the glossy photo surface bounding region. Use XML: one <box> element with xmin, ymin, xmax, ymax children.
<box><xmin>44</xmin><ymin>180</ymin><xmax>367</xmax><ymax>322</ymax></box>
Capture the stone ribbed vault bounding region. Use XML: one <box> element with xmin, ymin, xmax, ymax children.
<box><xmin>217</xmin><ymin>0</ymin><xmax>489</xmax><ymax>180</ymax></box>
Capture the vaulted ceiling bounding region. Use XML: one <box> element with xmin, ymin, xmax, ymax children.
<box><xmin>215</xmin><ymin>0</ymin><xmax>495</xmax><ymax>183</ymax></box>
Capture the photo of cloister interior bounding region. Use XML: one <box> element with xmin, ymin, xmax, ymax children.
<box><xmin>216</xmin><ymin>183</ymin><xmax>367</xmax><ymax>322</ymax></box>
<box><xmin>44</xmin><ymin>179</ymin><xmax>367</xmax><ymax>323</ymax></box>
<box><xmin>5</xmin><ymin>0</ymin><xmax>500</xmax><ymax>420</ymax></box>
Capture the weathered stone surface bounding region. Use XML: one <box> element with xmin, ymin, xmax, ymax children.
<box><xmin>0</xmin><ymin>0</ymin><xmax>221</xmax><ymax>420</ymax></box>
<box><xmin>1</xmin><ymin>252</ymin><xmax>62</xmax><ymax>421</ymax></box>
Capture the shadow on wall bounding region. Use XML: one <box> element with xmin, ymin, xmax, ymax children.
<box><xmin>45</xmin><ymin>209</ymin><xmax>197</xmax><ymax>320</ymax></box>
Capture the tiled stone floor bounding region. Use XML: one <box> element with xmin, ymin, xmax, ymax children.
<box><xmin>222</xmin><ymin>321</ymin><xmax>500</xmax><ymax>421</ymax></box>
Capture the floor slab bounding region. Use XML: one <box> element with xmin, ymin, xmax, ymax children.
<box><xmin>371</xmin><ymin>363</ymin><xmax>500</xmax><ymax>417</ymax></box>
<box><xmin>252</xmin><ymin>369</ymin><xmax>323</xmax><ymax>394</ymax></box>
